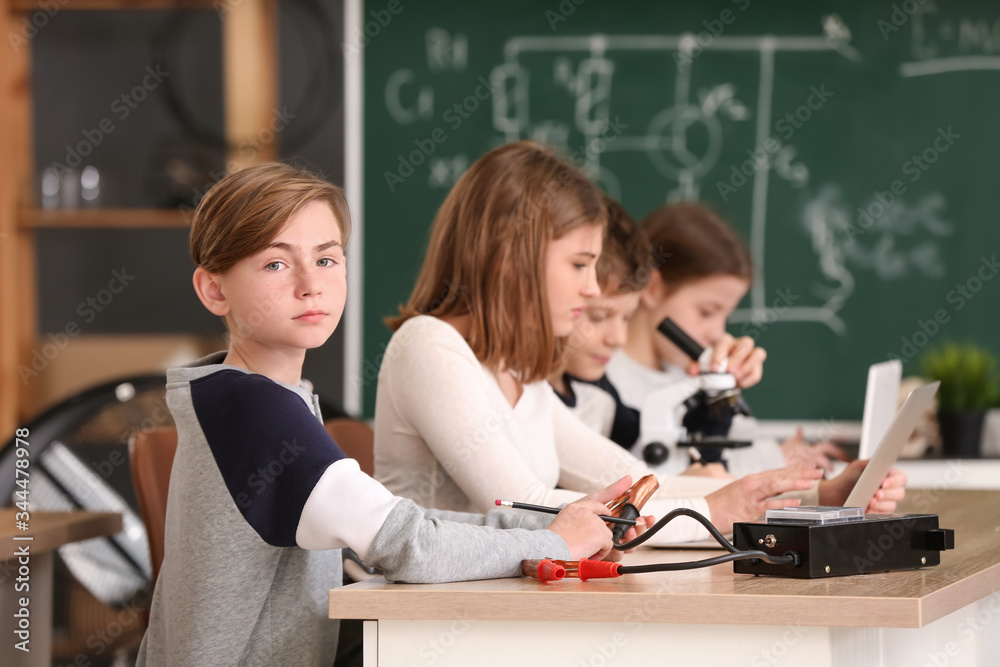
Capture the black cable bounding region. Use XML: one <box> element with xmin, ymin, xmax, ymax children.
<box><xmin>620</xmin><ymin>550</ymin><xmax>797</xmax><ymax>574</ymax></box>
<box><xmin>613</xmin><ymin>507</ymin><xmax>739</xmax><ymax>552</ymax></box>
<box><xmin>610</xmin><ymin>506</ymin><xmax>799</xmax><ymax>572</ymax></box>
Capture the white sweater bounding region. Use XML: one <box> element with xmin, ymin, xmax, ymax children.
<box><xmin>373</xmin><ymin>316</ymin><xmax>730</xmax><ymax>544</ymax></box>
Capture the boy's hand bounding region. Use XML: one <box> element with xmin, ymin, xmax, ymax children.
<box><xmin>548</xmin><ymin>476</ymin><xmax>633</xmax><ymax>561</ymax></box>
<box><xmin>705</xmin><ymin>466</ymin><xmax>823</xmax><ymax>534</ymax></box>
<box><xmin>686</xmin><ymin>334</ymin><xmax>767</xmax><ymax>388</ymax></box>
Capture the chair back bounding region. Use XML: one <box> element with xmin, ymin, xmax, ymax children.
<box><xmin>324</xmin><ymin>419</ymin><xmax>375</xmax><ymax>476</ymax></box>
<box><xmin>130</xmin><ymin>420</ymin><xmax>371</xmax><ymax>584</ymax></box>
<box><xmin>128</xmin><ymin>427</ymin><xmax>178</xmax><ymax>586</ymax></box>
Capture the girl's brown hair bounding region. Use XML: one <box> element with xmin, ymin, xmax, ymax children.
<box><xmin>597</xmin><ymin>197</ymin><xmax>653</xmax><ymax>295</ymax></box>
<box><xmin>190</xmin><ymin>162</ymin><xmax>351</xmax><ymax>274</ymax></box>
<box><xmin>388</xmin><ymin>141</ymin><xmax>606</xmax><ymax>383</ymax></box>
<box><xmin>640</xmin><ymin>202</ymin><xmax>752</xmax><ymax>292</ymax></box>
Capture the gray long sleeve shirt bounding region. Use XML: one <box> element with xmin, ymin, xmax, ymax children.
<box><xmin>136</xmin><ymin>355</ymin><xmax>568</xmax><ymax>666</ymax></box>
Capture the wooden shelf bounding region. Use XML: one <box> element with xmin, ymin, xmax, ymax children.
<box><xmin>1</xmin><ymin>0</ymin><xmax>275</xmax><ymax>432</ymax></box>
<box><xmin>19</xmin><ymin>207</ymin><xmax>189</xmax><ymax>229</ymax></box>
<box><xmin>9</xmin><ymin>0</ymin><xmax>215</xmax><ymax>10</ymax></box>
<box><xmin>0</xmin><ymin>510</ymin><xmax>122</xmax><ymax>560</ymax></box>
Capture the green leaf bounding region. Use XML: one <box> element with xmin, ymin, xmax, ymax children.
<box><xmin>920</xmin><ymin>343</ymin><xmax>1000</xmax><ymax>412</ymax></box>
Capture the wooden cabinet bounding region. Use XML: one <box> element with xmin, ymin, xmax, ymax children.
<box><xmin>0</xmin><ymin>0</ymin><xmax>279</xmax><ymax>435</ymax></box>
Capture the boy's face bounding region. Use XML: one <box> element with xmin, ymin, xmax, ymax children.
<box><xmin>565</xmin><ymin>288</ymin><xmax>642</xmax><ymax>381</ymax></box>
<box><xmin>215</xmin><ymin>200</ymin><xmax>347</xmax><ymax>353</ymax></box>
<box><xmin>648</xmin><ymin>274</ymin><xmax>748</xmax><ymax>367</ymax></box>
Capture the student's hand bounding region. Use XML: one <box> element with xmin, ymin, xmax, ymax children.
<box><xmin>869</xmin><ymin>467</ymin><xmax>907</xmax><ymax>513</ymax></box>
<box><xmin>780</xmin><ymin>428</ymin><xmax>850</xmax><ymax>473</ymax></box>
<box><xmin>549</xmin><ymin>476</ymin><xmax>632</xmax><ymax>561</ymax></box>
<box><xmin>687</xmin><ymin>334</ymin><xmax>767</xmax><ymax>388</ymax></box>
<box><xmin>817</xmin><ymin>460</ymin><xmax>908</xmax><ymax>512</ymax></box>
<box><xmin>680</xmin><ymin>462</ymin><xmax>734</xmax><ymax>480</ymax></box>
<box><xmin>705</xmin><ymin>465</ymin><xmax>823</xmax><ymax>534</ymax></box>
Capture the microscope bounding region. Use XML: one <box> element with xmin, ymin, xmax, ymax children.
<box><xmin>639</xmin><ymin>318</ymin><xmax>752</xmax><ymax>471</ymax></box>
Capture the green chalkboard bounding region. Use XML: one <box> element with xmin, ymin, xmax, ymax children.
<box><xmin>362</xmin><ymin>0</ymin><xmax>1000</xmax><ymax>419</ymax></box>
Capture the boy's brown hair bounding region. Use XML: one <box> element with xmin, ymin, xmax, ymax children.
<box><xmin>190</xmin><ymin>163</ymin><xmax>351</xmax><ymax>274</ymax></box>
<box><xmin>388</xmin><ymin>141</ymin><xmax>606</xmax><ymax>383</ymax></box>
<box><xmin>597</xmin><ymin>197</ymin><xmax>652</xmax><ymax>295</ymax></box>
<box><xmin>640</xmin><ymin>202</ymin><xmax>752</xmax><ymax>292</ymax></box>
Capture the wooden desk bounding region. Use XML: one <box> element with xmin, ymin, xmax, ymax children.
<box><xmin>330</xmin><ymin>490</ymin><xmax>1000</xmax><ymax>666</ymax></box>
<box><xmin>1</xmin><ymin>510</ymin><xmax>122</xmax><ymax>667</ymax></box>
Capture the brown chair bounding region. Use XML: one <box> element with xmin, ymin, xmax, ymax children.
<box><xmin>324</xmin><ymin>418</ymin><xmax>375</xmax><ymax>476</ymax></box>
<box><xmin>128</xmin><ymin>426</ymin><xmax>178</xmax><ymax>588</ymax></box>
<box><xmin>128</xmin><ymin>420</ymin><xmax>373</xmax><ymax>588</ymax></box>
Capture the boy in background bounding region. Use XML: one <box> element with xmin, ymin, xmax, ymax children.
<box><xmin>550</xmin><ymin>198</ymin><xmax>648</xmax><ymax>451</ymax></box>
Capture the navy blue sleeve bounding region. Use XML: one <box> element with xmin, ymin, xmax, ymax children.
<box><xmin>552</xmin><ymin>373</ymin><xmax>576</xmax><ymax>408</ymax></box>
<box><xmin>594</xmin><ymin>376</ymin><xmax>641</xmax><ymax>450</ymax></box>
<box><xmin>190</xmin><ymin>370</ymin><xmax>346</xmax><ymax>547</ymax></box>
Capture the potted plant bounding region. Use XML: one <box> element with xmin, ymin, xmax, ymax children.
<box><xmin>920</xmin><ymin>343</ymin><xmax>1000</xmax><ymax>458</ymax></box>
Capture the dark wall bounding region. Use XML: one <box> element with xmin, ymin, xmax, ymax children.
<box><xmin>32</xmin><ymin>1</ymin><xmax>348</xmax><ymax>409</ymax></box>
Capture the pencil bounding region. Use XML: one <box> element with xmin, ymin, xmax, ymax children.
<box><xmin>495</xmin><ymin>499</ymin><xmax>637</xmax><ymax>526</ymax></box>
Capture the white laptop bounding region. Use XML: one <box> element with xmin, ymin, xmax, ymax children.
<box><xmin>858</xmin><ymin>360</ymin><xmax>903</xmax><ymax>460</ymax></box>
